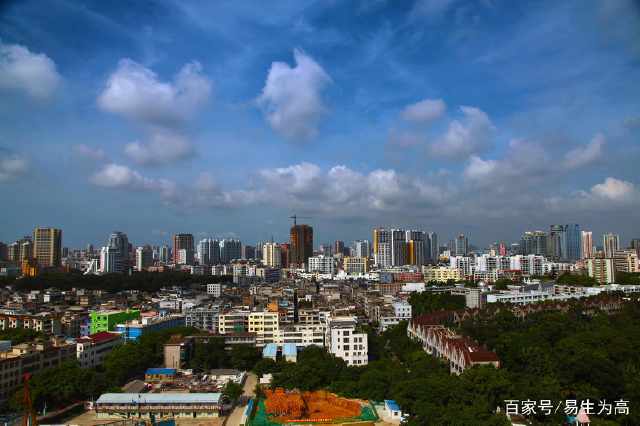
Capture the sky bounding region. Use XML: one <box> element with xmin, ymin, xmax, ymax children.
<box><xmin>0</xmin><ymin>0</ymin><xmax>639</xmax><ymax>249</ymax></box>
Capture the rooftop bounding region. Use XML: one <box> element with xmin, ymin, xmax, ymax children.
<box><xmin>145</xmin><ymin>368</ymin><xmax>177</xmax><ymax>375</ymax></box>
<box><xmin>96</xmin><ymin>393</ymin><xmax>221</xmax><ymax>404</ymax></box>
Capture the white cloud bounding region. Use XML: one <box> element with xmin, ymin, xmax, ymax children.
<box><xmin>0</xmin><ymin>42</ymin><xmax>61</xmax><ymax>100</ymax></box>
<box><xmin>590</xmin><ymin>177</ymin><xmax>636</xmax><ymax>201</ymax></box>
<box><xmin>401</xmin><ymin>98</ymin><xmax>446</xmax><ymax>123</ymax></box>
<box><xmin>73</xmin><ymin>144</ymin><xmax>107</xmax><ymax>161</ymax></box>
<box><xmin>257</xmin><ymin>49</ymin><xmax>332</xmax><ymax>141</ymax></box>
<box><xmin>124</xmin><ymin>129</ymin><xmax>193</xmax><ymax>165</ymax></box>
<box><xmin>563</xmin><ymin>133</ymin><xmax>606</xmax><ymax>169</ymax></box>
<box><xmin>464</xmin><ymin>155</ymin><xmax>497</xmax><ymax>181</ymax></box>
<box><xmin>546</xmin><ymin>177</ymin><xmax>639</xmax><ymax>212</ymax></box>
<box><xmin>430</xmin><ymin>106</ymin><xmax>494</xmax><ymax>159</ymax></box>
<box><xmin>90</xmin><ymin>163</ymin><xmax>178</xmax><ymax>201</ymax></box>
<box><xmin>388</xmin><ymin>129</ymin><xmax>425</xmax><ymax>148</ymax></box>
<box><xmin>98</xmin><ymin>59</ymin><xmax>211</xmax><ymax>127</ymax></box>
<box><xmin>0</xmin><ymin>154</ymin><xmax>28</xmax><ymax>182</ymax></box>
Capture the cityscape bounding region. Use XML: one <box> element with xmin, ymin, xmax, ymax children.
<box><xmin>1</xmin><ymin>1</ymin><xmax>640</xmax><ymax>426</ymax></box>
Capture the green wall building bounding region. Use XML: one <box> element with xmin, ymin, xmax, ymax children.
<box><xmin>90</xmin><ymin>309</ymin><xmax>140</xmax><ymax>334</ymax></box>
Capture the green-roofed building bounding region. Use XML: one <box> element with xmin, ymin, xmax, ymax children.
<box><xmin>90</xmin><ymin>309</ymin><xmax>140</xmax><ymax>334</ymax></box>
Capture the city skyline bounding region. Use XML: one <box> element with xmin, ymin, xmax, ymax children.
<box><xmin>1</xmin><ymin>1</ymin><xmax>640</xmax><ymax>247</ymax></box>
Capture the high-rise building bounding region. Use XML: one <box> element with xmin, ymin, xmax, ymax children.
<box><xmin>406</xmin><ymin>230</ymin><xmax>426</xmax><ymax>266</ymax></box>
<box><xmin>172</xmin><ymin>234</ymin><xmax>194</xmax><ymax>264</ymax></box>
<box><xmin>391</xmin><ymin>229</ymin><xmax>407</xmax><ymax>266</ymax></box>
<box><xmin>219</xmin><ymin>239</ymin><xmax>241</xmax><ymax>263</ymax></box>
<box><xmin>613</xmin><ymin>250</ymin><xmax>638</xmax><ymax>273</ymax></box>
<box><xmin>520</xmin><ymin>231</ymin><xmax>547</xmax><ymax>256</ymax></box>
<box><xmin>548</xmin><ymin>225</ymin><xmax>563</xmax><ymax>260</ymax></box>
<box><xmin>100</xmin><ymin>246</ymin><xmax>119</xmax><ymax>274</ymax></box>
<box><xmin>290</xmin><ymin>224</ymin><xmax>313</xmax><ymax>267</ymax></box>
<box><xmin>0</xmin><ymin>242</ymin><xmax>7</xmax><ymax>261</ymax></box>
<box><xmin>352</xmin><ymin>240</ymin><xmax>371</xmax><ymax>258</ymax></box>
<box><xmin>33</xmin><ymin>227</ymin><xmax>62</xmax><ymax>268</ymax></box>
<box><xmin>105</xmin><ymin>231</ymin><xmax>130</xmax><ymax>272</ymax></box>
<box><xmin>428</xmin><ymin>232</ymin><xmax>439</xmax><ymax>263</ymax></box>
<box><xmin>159</xmin><ymin>245</ymin><xmax>170</xmax><ymax>264</ymax></box>
<box><xmin>581</xmin><ymin>231</ymin><xmax>593</xmax><ymax>259</ymax></box>
<box><xmin>197</xmin><ymin>238</ymin><xmax>220</xmax><ymax>265</ymax></box>
<box><xmin>587</xmin><ymin>258</ymin><xmax>616</xmax><ymax>284</ymax></box>
<box><xmin>373</xmin><ymin>228</ymin><xmax>392</xmax><ymax>267</ymax></box>
<box><xmin>631</xmin><ymin>239</ymin><xmax>640</xmax><ymax>257</ymax></box>
<box><xmin>135</xmin><ymin>245</ymin><xmax>153</xmax><ymax>271</ymax></box>
<box><xmin>262</xmin><ymin>242</ymin><xmax>282</xmax><ymax>268</ymax></box>
<box><xmin>241</xmin><ymin>244</ymin><xmax>255</xmax><ymax>260</ymax></box>
<box><xmin>562</xmin><ymin>224</ymin><xmax>581</xmax><ymax>262</ymax></box>
<box><xmin>455</xmin><ymin>234</ymin><xmax>468</xmax><ymax>257</ymax></box>
<box><xmin>334</xmin><ymin>240</ymin><xmax>345</xmax><ymax>256</ymax></box>
<box><xmin>603</xmin><ymin>233</ymin><xmax>620</xmax><ymax>258</ymax></box>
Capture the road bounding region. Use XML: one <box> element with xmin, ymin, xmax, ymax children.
<box><xmin>225</xmin><ymin>372</ymin><xmax>257</xmax><ymax>426</ymax></box>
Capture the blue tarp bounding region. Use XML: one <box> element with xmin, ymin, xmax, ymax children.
<box><xmin>145</xmin><ymin>368</ymin><xmax>177</xmax><ymax>375</ymax></box>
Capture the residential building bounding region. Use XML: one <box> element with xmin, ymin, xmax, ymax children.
<box><xmin>207</xmin><ymin>283</ymin><xmax>222</xmax><ymax>297</ymax></box>
<box><xmin>343</xmin><ymin>256</ymin><xmax>369</xmax><ymax>274</ymax></box>
<box><xmin>520</xmin><ymin>231</ymin><xmax>547</xmax><ymax>256</ymax></box>
<box><xmin>220</xmin><ymin>239</ymin><xmax>241</xmax><ymax>263</ymax></box>
<box><xmin>582</xmin><ymin>231</ymin><xmax>593</xmax><ymax>259</ymax></box>
<box><xmin>423</xmin><ymin>266</ymin><xmax>462</xmax><ymax>283</ymax></box>
<box><xmin>613</xmin><ymin>250</ymin><xmax>639</xmax><ymax>273</ymax></box>
<box><xmin>455</xmin><ymin>234</ymin><xmax>468</xmax><ymax>256</ymax></box>
<box><xmin>135</xmin><ymin>245</ymin><xmax>153</xmax><ymax>271</ymax></box>
<box><xmin>185</xmin><ymin>304</ymin><xmax>221</xmax><ymax>332</ymax></box>
<box><xmin>406</xmin><ymin>230</ymin><xmax>426</xmax><ymax>266</ymax></box>
<box><xmin>32</xmin><ymin>227</ymin><xmax>62</xmax><ymax>268</ymax></box>
<box><xmin>587</xmin><ymin>258</ymin><xmax>616</xmax><ymax>284</ymax></box>
<box><xmin>197</xmin><ymin>238</ymin><xmax>220</xmax><ymax>265</ymax></box>
<box><xmin>603</xmin><ymin>233</ymin><xmax>620</xmax><ymax>258</ymax></box>
<box><xmin>76</xmin><ymin>332</ymin><xmax>122</xmax><ymax>368</ymax></box>
<box><xmin>262</xmin><ymin>242</ymin><xmax>282</xmax><ymax>268</ymax></box>
<box><xmin>0</xmin><ymin>313</ymin><xmax>61</xmax><ymax>335</ymax></box>
<box><xmin>352</xmin><ymin>240</ymin><xmax>371</xmax><ymax>259</ymax></box>
<box><xmin>326</xmin><ymin>316</ymin><xmax>368</xmax><ymax>366</ymax></box>
<box><xmin>0</xmin><ymin>340</ymin><xmax>76</xmax><ymax>402</ymax></box>
<box><xmin>308</xmin><ymin>255</ymin><xmax>336</xmax><ymax>275</ymax></box>
<box><xmin>373</xmin><ymin>228</ymin><xmax>392</xmax><ymax>268</ymax></box>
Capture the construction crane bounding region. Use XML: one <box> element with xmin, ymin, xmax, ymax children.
<box><xmin>22</xmin><ymin>373</ymin><xmax>37</xmax><ymax>426</ymax></box>
<box><xmin>289</xmin><ymin>215</ymin><xmax>311</xmax><ymax>226</ymax></box>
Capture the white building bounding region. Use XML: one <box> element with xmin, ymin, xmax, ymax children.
<box><xmin>99</xmin><ymin>246</ymin><xmax>120</xmax><ymax>274</ymax></box>
<box><xmin>262</xmin><ymin>242</ymin><xmax>282</xmax><ymax>268</ymax></box>
<box><xmin>326</xmin><ymin>316</ymin><xmax>368</xmax><ymax>366</ymax></box>
<box><xmin>135</xmin><ymin>246</ymin><xmax>153</xmax><ymax>271</ymax></box>
<box><xmin>308</xmin><ymin>255</ymin><xmax>336</xmax><ymax>275</ymax></box>
<box><xmin>185</xmin><ymin>304</ymin><xmax>221</xmax><ymax>332</ymax></box>
<box><xmin>207</xmin><ymin>283</ymin><xmax>222</xmax><ymax>297</ymax></box>
<box><xmin>76</xmin><ymin>332</ymin><xmax>123</xmax><ymax>368</ymax></box>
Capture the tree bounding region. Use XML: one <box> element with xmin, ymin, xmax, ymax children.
<box><xmin>222</xmin><ymin>381</ymin><xmax>243</xmax><ymax>403</ymax></box>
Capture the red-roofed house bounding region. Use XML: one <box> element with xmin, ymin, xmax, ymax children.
<box><xmin>76</xmin><ymin>332</ymin><xmax>123</xmax><ymax>368</ymax></box>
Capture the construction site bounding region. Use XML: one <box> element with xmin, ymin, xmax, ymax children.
<box><xmin>248</xmin><ymin>388</ymin><xmax>378</xmax><ymax>425</ymax></box>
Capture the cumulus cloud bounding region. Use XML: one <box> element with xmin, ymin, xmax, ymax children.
<box><xmin>562</xmin><ymin>133</ymin><xmax>605</xmax><ymax>169</ymax></box>
<box><xmin>124</xmin><ymin>129</ymin><xmax>193</xmax><ymax>165</ymax></box>
<box><xmin>401</xmin><ymin>98</ymin><xmax>446</xmax><ymax>123</ymax></box>
<box><xmin>90</xmin><ymin>163</ymin><xmax>178</xmax><ymax>200</ymax></box>
<box><xmin>546</xmin><ymin>177</ymin><xmax>639</xmax><ymax>212</ymax></box>
<box><xmin>0</xmin><ymin>154</ymin><xmax>28</xmax><ymax>182</ymax></box>
<box><xmin>257</xmin><ymin>49</ymin><xmax>332</xmax><ymax>141</ymax></box>
<box><xmin>463</xmin><ymin>139</ymin><xmax>549</xmax><ymax>185</ymax></box>
<box><xmin>0</xmin><ymin>42</ymin><xmax>61</xmax><ymax>100</ymax></box>
<box><xmin>98</xmin><ymin>59</ymin><xmax>211</xmax><ymax>127</ymax></box>
<box><xmin>73</xmin><ymin>144</ymin><xmax>107</xmax><ymax>161</ymax></box>
<box><xmin>430</xmin><ymin>106</ymin><xmax>494</xmax><ymax>159</ymax></box>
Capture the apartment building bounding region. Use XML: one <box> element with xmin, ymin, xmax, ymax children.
<box><xmin>326</xmin><ymin>316</ymin><xmax>368</xmax><ymax>366</ymax></box>
<box><xmin>0</xmin><ymin>339</ymin><xmax>76</xmax><ymax>401</ymax></box>
<box><xmin>76</xmin><ymin>332</ymin><xmax>123</xmax><ymax>368</ymax></box>
<box><xmin>185</xmin><ymin>304</ymin><xmax>221</xmax><ymax>332</ymax></box>
<box><xmin>0</xmin><ymin>313</ymin><xmax>61</xmax><ymax>335</ymax></box>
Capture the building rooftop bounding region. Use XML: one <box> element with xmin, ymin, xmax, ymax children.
<box><xmin>88</xmin><ymin>332</ymin><xmax>120</xmax><ymax>344</ymax></box>
<box><xmin>385</xmin><ymin>400</ymin><xmax>400</xmax><ymax>411</ymax></box>
<box><xmin>96</xmin><ymin>393</ymin><xmax>221</xmax><ymax>404</ymax></box>
<box><xmin>263</xmin><ymin>343</ymin><xmax>277</xmax><ymax>357</ymax></box>
<box><xmin>145</xmin><ymin>368</ymin><xmax>177</xmax><ymax>376</ymax></box>
<box><xmin>283</xmin><ymin>343</ymin><xmax>297</xmax><ymax>356</ymax></box>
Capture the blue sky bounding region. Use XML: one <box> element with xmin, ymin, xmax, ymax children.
<box><xmin>1</xmin><ymin>0</ymin><xmax>639</xmax><ymax>249</ymax></box>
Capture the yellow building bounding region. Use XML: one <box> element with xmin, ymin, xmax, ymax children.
<box><xmin>343</xmin><ymin>256</ymin><xmax>370</xmax><ymax>274</ymax></box>
<box><xmin>33</xmin><ymin>227</ymin><xmax>62</xmax><ymax>268</ymax></box>
<box><xmin>422</xmin><ymin>266</ymin><xmax>462</xmax><ymax>283</ymax></box>
<box><xmin>248</xmin><ymin>312</ymin><xmax>279</xmax><ymax>346</ymax></box>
